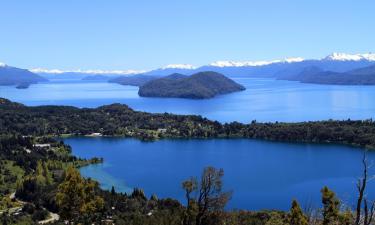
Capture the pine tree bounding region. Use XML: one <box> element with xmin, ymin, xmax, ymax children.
<box><xmin>321</xmin><ymin>186</ymin><xmax>340</xmax><ymax>225</ymax></box>
<box><xmin>80</xmin><ymin>178</ymin><xmax>104</xmax><ymax>214</ymax></box>
<box><xmin>35</xmin><ymin>161</ymin><xmax>46</xmax><ymax>185</ymax></box>
<box><xmin>42</xmin><ymin>161</ymin><xmax>52</xmax><ymax>184</ymax></box>
<box><xmin>56</xmin><ymin>166</ymin><xmax>85</xmax><ymax>219</ymax></box>
<box><xmin>289</xmin><ymin>200</ymin><xmax>308</xmax><ymax>225</ymax></box>
<box><xmin>150</xmin><ymin>193</ymin><xmax>158</xmax><ymax>201</ymax></box>
<box><xmin>111</xmin><ymin>186</ymin><xmax>116</xmax><ymax>195</ymax></box>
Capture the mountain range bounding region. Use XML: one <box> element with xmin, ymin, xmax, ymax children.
<box><xmin>1</xmin><ymin>53</ymin><xmax>375</xmax><ymax>87</ymax></box>
<box><xmin>108</xmin><ymin>75</ymin><xmax>160</xmax><ymax>86</ymax></box>
<box><xmin>139</xmin><ymin>53</ymin><xmax>375</xmax><ymax>78</ymax></box>
<box><xmin>26</xmin><ymin>53</ymin><xmax>375</xmax><ymax>79</ymax></box>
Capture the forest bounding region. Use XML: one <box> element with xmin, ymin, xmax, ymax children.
<box><xmin>1</xmin><ymin>98</ymin><xmax>375</xmax><ymax>148</ymax></box>
<box><xmin>1</xmin><ymin>98</ymin><xmax>375</xmax><ymax>224</ymax></box>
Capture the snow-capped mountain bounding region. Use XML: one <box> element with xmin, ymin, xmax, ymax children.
<box><xmin>143</xmin><ymin>53</ymin><xmax>375</xmax><ymax>77</ymax></box>
<box><xmin>30</xmin><ymin>68</ymin><xmax>145</xmax><ymax>75</ymax></box>
<box><xmin>7</xmin><ymin>52</ymin><xmax>373</xmax><ymax>79</ymax></box>
<box><xmin>0</xmin><ymin>62</ymin><xmax>7</xmax><ymax>67</ymax></box>
<box><xmin>209</xmin><ymin>57</ymin><xmax>305</xmax><ymax>68</ymax></box>
<box><xmin>323</xmin><ymin>52</ymin><xmax>375</xmax><ymax>61</ymax></box>
<box><xmin>30</xmin><ymin>68</ymin><xmax>147</xmax><ymax>80</ymax></box>
<box><xmin>144</xmin><ymin>65</ymin><xmax>197</xmax><ymax>76</ymax></box>
<box><xmin>162</xmin><ymin>64</ymin><xmax>196</xmax><ymax>70</ymax></box>
<box><xmin>26</xmin><ymin>52</ymin><xmax>375</xmax><ymax>77</ymax></box>
<box><xmin>323</xmin><ymin>53</ymin><xmax>375</xmax><ymax>61</ymax></box>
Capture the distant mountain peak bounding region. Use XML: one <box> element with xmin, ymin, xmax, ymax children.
<box><xmin>30</xmin><ymin>68</ymin><xmax>146</xmax><ymax>75</ymax></box>
<box><xmin>284</xmin><ymin>57</ymin><xmax>305</xmax><ymax>63</ymax></box>
<box><xmin>324</xmin><ymin>52</ymin><xmax>375</xmax><ymax>61</ymax></box>
<box><xmin>0</xmin><ymin>62</ymin><xmax>7</xmax><ymax>67</ymax></box>
<box><xmin>162</xmin><ymin>64</ymin><xmax>196</xmax><ymax>70</ymax></box>
<box><xmin>209</xmin><ymin>57</ymin><xmax>304</xmax><ymax>68</ymax></box>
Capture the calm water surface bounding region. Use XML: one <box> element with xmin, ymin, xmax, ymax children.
<box><xmin>1</xmin><ymin>78</ymin><xmax>374</xmax><ymax>122</ymax></box>
<box><xmin>66</xmin><ymin>137</ymin><xmax>375</xmax><ymax>210</ymax></box>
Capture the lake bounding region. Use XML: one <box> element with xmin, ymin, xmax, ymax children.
<box><xmin>66</xmin><ymin>137</ymin><xmax>375</xmax><ymax>210</ymax></box>
<box><xmin>1</xmin><ymin>78</ymin><xmax>375</xmax><ymax>123</ymax></box>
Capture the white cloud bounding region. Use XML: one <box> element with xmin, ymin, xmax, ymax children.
<box><xmin>0</xmin><ymin>62</ymin><xmax>7</xmax><ymax>67</ymax></box>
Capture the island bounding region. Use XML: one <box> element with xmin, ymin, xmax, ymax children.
<box><xmin>15</xmin><ymin>83</ymin><xmax>31</xmax><ymax>89</ymax></box>
<box><xmin>138</xmin><ymin>71</ymin><xmax>246</xmax><ymax>99</ymax></box>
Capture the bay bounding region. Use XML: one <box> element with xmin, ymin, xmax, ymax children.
<box><xmin>66</xmin><ymin>137</ymin><xmax>375</xmax><ymax>210</ymax></box>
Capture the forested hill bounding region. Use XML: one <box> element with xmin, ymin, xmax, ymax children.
<box><xmin>1</xmin><ymin>98</ymin><xmax>375</xmax><ymax>148</ymax></box>
<box><xmin>280</xmin><ymin>64</ymin><xmax>375</xmax><ymax>85</ymax></box>
<box><xmin>138</xmin><ymin>71</ymin><xmax>246</xmax><ymax>99</ymax></box>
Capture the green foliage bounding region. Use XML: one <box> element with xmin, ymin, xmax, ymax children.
<box><xmin>56</xmin><ymin>166</ymin><xmax>104</xmax><ymax>220</ymax></box>
<box><xmin>289</xmin><ymin>200</ymin><xmax>308</xmax><ymax>225</ymax></box>
<box><xmin>266</xmin><ymin>212</ymin><xmax>288</xmax><ymax>225</ymax></box>
<box><xmin>340</xmin><ymin>209</ymin><xmax>354</xmax><ymax>225</ymax></box>
<box><xmin>0</xmin><ymin>160</ymin><xmax>24</xmax><ymax>195</ymax></box>
<box><xmin>1</xmin><ymin>98</ymin><xmax>375</xmax><ymax>147</ymax></box>
<box><xmin>35</xmin><ymin>161</ymin><xmax>52</xmax><ymax>186</ymax></box>
<box><xmin>321</xmin><ymin>186</ymin><xmax>340</xmax><ymax>225</ymax></box>
<box><xmin>131</xmin><ymin>188</ymin><xmax>147</xmax><ymax>201</ymax></box>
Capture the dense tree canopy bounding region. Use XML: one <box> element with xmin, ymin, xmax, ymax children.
<box><xmin>1</xmin><ymin>98</ymin><xmax>375</xmax><ymax>224</ymax></box>
<box><xmin>1</xmin><ymin>98</ymin><xmax>375</xmax><ymax>148</ymax></box>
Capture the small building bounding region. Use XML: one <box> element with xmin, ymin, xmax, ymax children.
<box><xmin>34</xmin><ymin>144</ymin><xmax>51</xmax><ymax>148</ymax></box>
<box><xmin>157</xmin><ymin>128</ymin><xmax>167</xmax><ymax>133</ymax></box>
<box><xmin>87</xmin><ymin>133</ymin><xmax>103</xmax><ymax>137</ymax></box>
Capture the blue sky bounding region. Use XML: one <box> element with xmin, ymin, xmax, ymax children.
<box><xmin>0</xmin><ymin>0</ymin><xmax>374</xmax><ymax>70</ymax></box>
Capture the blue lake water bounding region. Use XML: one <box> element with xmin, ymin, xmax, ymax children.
<box><xmin>1</xmin><ymin>78</ymin><xmax>375</xmax><ymax>123</ymax></box>
<box><xmin>66</xmin><ymin>137</ymin><xmax>375</xmax><ymax>210</ymax></box>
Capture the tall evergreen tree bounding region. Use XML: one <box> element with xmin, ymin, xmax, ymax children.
<box><xmin>56</xmin><ymin>166</ymin><xmax>104</xmax><ymax>220</ymax></box>
<box><xmin>289</xmin><ymin>200</ymin><xmax>308</xmax><ymax>225</ymax></box>
<box><xmin>56</xmin><ymin>166</ymin><xmax>85</xmax><ymax>219</ymax></box>
<box><xmin>321</xmin><ymin>186</ymin><xmax>340</xmax><ymax>225</ymax></box>
<box><xmin>111</xmin><ymin>185</ymin><xmax>116</xmax><ymax>195</ymax></box>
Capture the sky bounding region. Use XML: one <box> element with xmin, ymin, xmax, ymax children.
<box><xmin>0</xmin><ymin>0</ymin><xmax>374</xmax><ymax>71</ymax></box>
